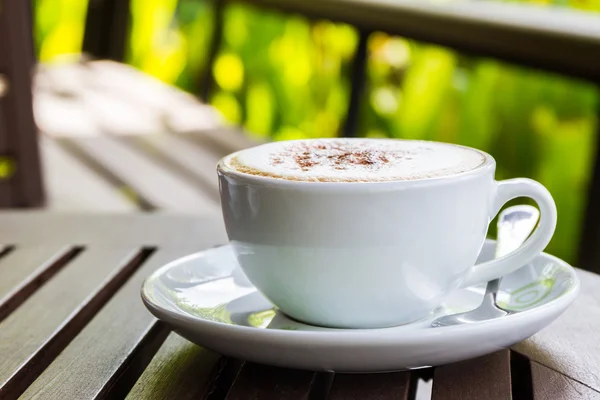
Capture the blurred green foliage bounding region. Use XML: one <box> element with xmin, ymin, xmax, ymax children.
<box><xmin>33</xmin><ymin>0</ymin><xmax>88</xmax><ymax>61</ymax></box>
<box><xmin>33</xmin><ymin>0</ymin><xmax>599</xmax><ymax>263</ymax></box>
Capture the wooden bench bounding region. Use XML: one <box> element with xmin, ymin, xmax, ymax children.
<box><xmin>34</xmin><ymin>59</ymin><xmax>259</xmax><ymax>214</ymax></box>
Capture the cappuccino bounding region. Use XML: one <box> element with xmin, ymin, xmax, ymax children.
<box><xmin>225</xmin><ymin>138</ymin><xmax>486</xmax><ymax>182</ymax></box>
<box><xmin>217</xmin><ymin>138</ymin><xmax>557</xmax><ymax>327</ymax></box>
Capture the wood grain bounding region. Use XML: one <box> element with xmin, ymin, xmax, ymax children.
<box><xmin>126</xmin><ymin>333</ymin><xmax>221</xmax><ymax>400</ymax></box>
<box><xmin>328</xmin><ymin>372</ymin><xmax>411</xmax><ymax>400</ymax></box>
<box><xmin>225</xmin><ymin>363</ymin><xmax>315</xmax><ymax>400</ymax></box>
<box><xmin>0</xmin><ymin>245</ymin><xmax>69</xmax><ymax>312</ymax></box>
<box><xmin>432</xmin><ymin>350</ymin><xmax>512</xmax><ymax>400</ymax></box>
<box><xmin>20</xmin><ymin>247</ymin><xmax>207</xmax><ymax>400</ymax></box>
<box><xmin>0</xmin><ymin>245</ymin><xmax>81</xmax><ymax>322</ymax></box>
<box><xmin>41</xmin><ymin>137</ymin><xmax>136</xmax><ymax>212</ymax></box>
<box><xmin>531</xmin><ymin>361</ymin><xmax>600</xmax><ymax>399</ymax></box>
<box><xmin>61</xmin><ymin>136</ymin><xmax>219</xmax><ymax>214</ymax></box>
<box><xmin>0</xmin><ymin>212</ymin><xmax>228</xmax><ymax>247</ymax></box>
<box><xmin>0</xmin><ymin>246</ymin><xmax>144</xmax><ymax>399</ymax></box>
<box><xmin>513</xmin><ymin>269</ymin><xmax>600</xmax><ymax>393</ymax></box>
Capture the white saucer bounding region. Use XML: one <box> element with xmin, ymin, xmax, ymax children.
<box><xmin>141</xmin><ymin>240</ymin><xmax>579</xmax><ymax>372</ymax></box>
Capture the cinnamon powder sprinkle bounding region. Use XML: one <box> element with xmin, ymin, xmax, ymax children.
<box><xmin>269</xmin><ymin>140</ymin><xmax>413</xmax><ymax>172</ymax></box>
<box><xmin>226</xmin><ymin>139</ymin><xmax>486</xmax><ymax>182</ymax></box>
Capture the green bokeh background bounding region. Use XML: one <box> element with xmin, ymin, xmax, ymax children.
<box><xmin>32</xmin><ymin>0</ymin><xmax>600</xmax><ymax>264</ymax></box>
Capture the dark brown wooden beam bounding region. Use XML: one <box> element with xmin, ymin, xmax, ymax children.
<box><xmin>578</xmin><ymin>91</ymin><xmax>600</xmax><ymax>273</ymax></box>
<box><xmin>341</xmin><ymin>29</ymin><xmax>369</xmax><ymax>138</ymax></box>
<box><xmin>200</xmin><ymin>0</ymin><xmax>226</xmax><ymax>101</ymax></box>
<box><xmin>82</xmin><ymin>0</ymin><xmax>131</xmax><ymax>61</ymax></box>
<box><xmin>0</xmin><ymin>0</ymin><xmax>45</xmax><ymax>208</ymax></box>
<box><xmin>235</xmin><ymin>0</ymin><xmax>600</xmax><ymax>82</ymax></box>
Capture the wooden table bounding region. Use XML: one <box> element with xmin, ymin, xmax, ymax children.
<box><xmin>0</xmin><ymin>212</ymin><xmax>599</xmax><ymax>400</ymax></box>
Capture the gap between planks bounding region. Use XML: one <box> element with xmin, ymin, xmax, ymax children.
<box><xmin>40</xmin><ymin>136</ymin><xmax>138</xmax><ymax>212</ymax></box>
<box><xmin>0</xmin><ymin>247</ymin><xmax>154</xmax><ymax>399</ymax></box>
<box><xmin>20</xmin><ymin>244</ymin><xmax>223</xmax><ymax>400</ymax></box>
<box><xmin>0</xmin><ymin>246</ymin><xmax>83</xmax><ymax>323</ymax></box>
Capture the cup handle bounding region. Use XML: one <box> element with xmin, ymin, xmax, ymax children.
<box><xmin>460</xmin><ymin>178</ymin><xmax>557</xmax><ymax>288</ymax></box>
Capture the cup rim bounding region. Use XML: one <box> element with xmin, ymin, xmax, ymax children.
<box><xmin>217</xmin><ymin>138</ymin><xmax>496</xmax><ymax>189</ymax></box>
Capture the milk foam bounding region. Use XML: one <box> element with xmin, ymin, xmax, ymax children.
<box><xmin>226</xmin><ymin>139</ymin><xmax>486</xmax><ymax>182</ymax></box>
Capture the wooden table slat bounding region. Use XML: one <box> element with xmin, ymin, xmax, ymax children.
<box><xmin>0</xmin><ymin>246</ymin><xmax>144</xmax><ymax>399</ymax></box>
<box><xmin>225</xmin><ymin>363</ymin><xmax>316</xmax><ymax>400</ymax></box>
<box><xmin>328</xmin><ymin>371</ymin><xmax>412</xmax><ymax>400</ymax></box>
<box><xmin>126</xmin><ymin>333</ymin><xmax>221</xmax><ymax>400</ymax></box>
<box><xmin>41</xmin><ymin>137</ymin><xmax>136</xmax><ymax>212</ymax></box>
<box><xmin>513</xmin><ymin>269</ymin><xmax>600</xmax><ymax>393</ymax></box>
<box><xmin>531</xmin><ymin>361</ymin><xmax>600</xmax><ymax>399</ymax></box>
<box><xmin>0</xmin><ymin>244</ymin><xmax>70</xmax><ymax>313</ymax></box>
<box><xmin>0</xmin><ymin>244</ymin><xmax>80</xmax><ymax>323</ymax></box>
<box><xmin>432</xmin><ymin>350</ymin><xmax>512</xmax><ymax>400</ymax></box>
<box><xmin>0</xmin><ymin>212</ymin><xmax>228</xmax><ymax>247</ymax></box>
<box><xmin>61</xmin><ymin>136</ymin><xmax>219</xmax><ymax>213</ymax></box>
<box><xmin>20</xmin><ymin>246</ymin><xmax>210</xmax><ymax>400</ymax></box>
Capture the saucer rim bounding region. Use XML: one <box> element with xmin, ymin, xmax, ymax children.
<box><xmin>141</xmin><ymin>240</ymin><xmax>580</xmax><ymax>343</ymax></box>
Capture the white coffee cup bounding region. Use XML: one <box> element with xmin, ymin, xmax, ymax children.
<box><xmin>217</xmin><ymin>139</ymin><xmax>556</xmax><ymax>328</ymax></box>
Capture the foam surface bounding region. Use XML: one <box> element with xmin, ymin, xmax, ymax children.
<box><xmin>227</xmin><ymin>139</ymin><xmax>486</xmax><ymax>182</ymax></box>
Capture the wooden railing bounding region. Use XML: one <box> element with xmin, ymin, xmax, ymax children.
<box><xmin>81</xmin><ymin>0</ymin><xmax>600</xmax><ymax>270</ymax></box>
<box><xmin>239</xmin><ymin>0</ymin><xmax>600</xmax><ymax>80</ymax></box>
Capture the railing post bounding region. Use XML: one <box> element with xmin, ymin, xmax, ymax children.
<box><xmin>82</xmin><ymin>0</ymin><xmax>131</xmax><ymax>61</ymax></box>
<box><xmin>200</xmin><ymin>0</ymin><xmax>226</xmax><ymax>101</ymax></box>
<box><xmin>341</xmin><ymin>29</ymin><xmax>369</xmax><ymax>138</ymax></box>
<box><xmin>0</xmin><ymin>0</ymin><xmax>44</xmax><ymax>207</ymax></box>
<box><xmin>578</xmin><ymin>86</ymin><xmax>600</xmax><ymax>273</ymax></box>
